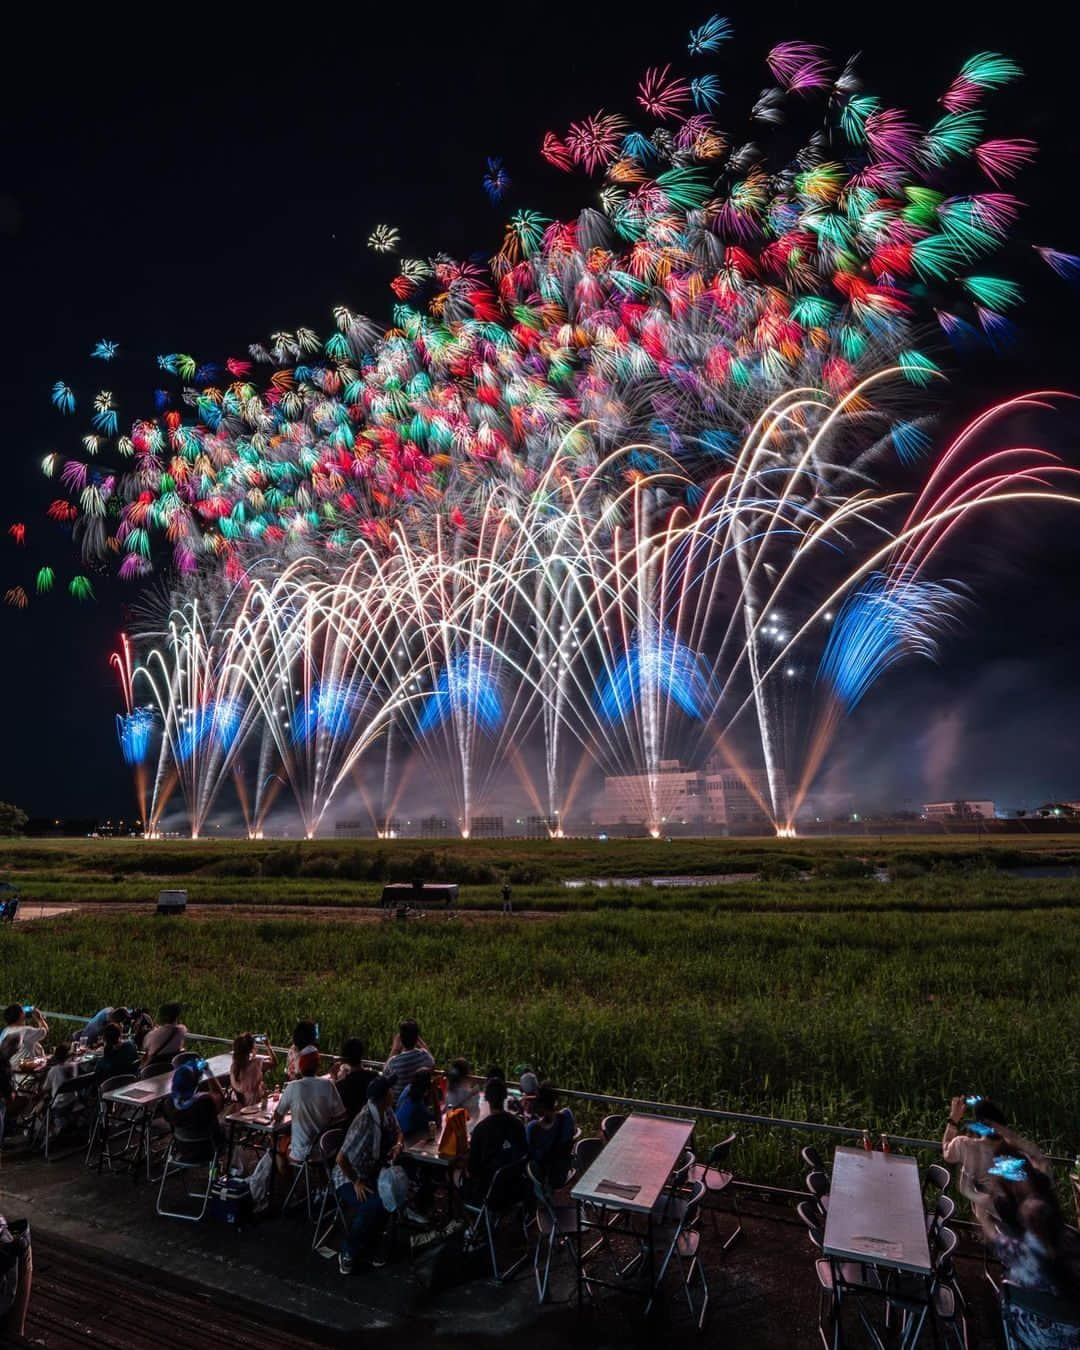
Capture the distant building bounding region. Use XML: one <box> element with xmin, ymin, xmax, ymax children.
<box><xmin>468</xmin><ymin>816</ymin><xmax>504</xmax><ymax>839</ymax></box>
<box><xmin>334</xmin><ymin>817</ymin><xmax>368</xmax><ymax>838</ymax></box>
<box><xmin>923</xmin><ymin>800</ymin><xmax>995</xmax><ymax>821</ymax></box>
<box><xmin>592</xmin><ymin>758</ymin><xmax>778</xmax><ymax>832</ymax></box>
<box><xmin>420</xmin><ymin>815</ymin><xmax>452</xmax><ymax>838</ymax></box>
<box><xmin>1034</xmin><ymin>802</ymin><xmax>1080</xmax><ymax>819</ymax></box>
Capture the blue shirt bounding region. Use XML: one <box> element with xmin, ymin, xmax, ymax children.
<box><xmin>395</xmin><ymin>1083</ymin><xmax>435</xmax><ymax>1139</ymax></box>
<box><xmin>81</xmin><ymin>1007</ymin><xmax>116</xmax><ymax>1042</ymax></box>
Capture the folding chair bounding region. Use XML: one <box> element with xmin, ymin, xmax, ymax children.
<box><xmin>86</xmin><ymin>1074</ymin><xmax>138</xmax><ymax>1171</ymax></box>
<box><xmin>527</xmin><ymin>1160</ymin><xmax>601</xmax><ymax>1303</ymax></box>
<box><xmin>464</xmin><ymin>1158</ymin><xmax>530</xmax><ymax>1283</ymax></box>
<box><xmin>689</xmin><ymin>1133</ymin><xmax>742</xmax><ymax>1248</ymax></box>
<box><xmin>43</xmin><ymin>1070</ymin><xmax>95</xmax><ymax>1162</ymax></box>
<box><xmin>803</xmin><ymin>1220</ymin><xmax>882</xmax><ymax>1350</ymax></box>
<box><xmin>1001</xmin><ymin>1280</ymin><xmax>1080</xmax><ymax>1349</ymax></box>
<box><xmin>155</xmin><ymin>1122</ymin><xmax>220</xmax><ymax>1221</ymax></box>
<box><xmin>801</xmin><ymin>1145</ymin><xmax>828</xmax><ymax>1174</ymax></box>
<box><xmin>926</xmin><ymin>1193</ymin><xmax>956</xmax><ymax>1246</ymax></box>
<box><xmin>806</xmin><ymin>1169</ymin><xmax>831</xmax><ymax>1212</ymax></box>
<box><xmin>924</xmin><ymin>1162</ymin><xmax>950</xmax><ymax>1199</ymax></box>
<box><xmin>600</xmin><ymin>1113</ymin><xmax>626</xmax><ymax>1142</ymax></box>
<box><xmin>645</xmin><ymin>1178</ymin><xmax>709</xmax><ymax>1328</ymax></box>
<box><xmin>311</xmin><ymin>1127</ymin><xmax>347</xmax><ymax>1253</ymax></box>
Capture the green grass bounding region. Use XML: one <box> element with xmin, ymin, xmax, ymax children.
<box><xmin>2</xmin><ymin>901</ymin><xmax>1077</xmax><ymax>1188</ymax></box>
<box><xmin>2</xmin><ymin>834</ymin><xmax>1080</xmax><ymax>913</ymax></box>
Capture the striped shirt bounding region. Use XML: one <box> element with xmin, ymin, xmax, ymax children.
<box><xmin>383</xmin><ymin>1046</ymin><xmax>434</xmax><ymax>1092</ymax></box>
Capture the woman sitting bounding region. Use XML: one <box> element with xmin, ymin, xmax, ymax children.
<box><xmin>229</xmin><ymin>1033</ymin><xmax>276</xmax><ymax>1107</ymax></box>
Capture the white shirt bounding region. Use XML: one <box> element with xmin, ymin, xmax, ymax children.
<box><xmin>44</xmin><ymin>1062</ymin><xmax>77</xmax><ymax>1099</ymax></box>
<box><xmin>0</xmin><ymin>1025</ymin><xmax>47</xmax><ymax>1067</ymax></box>
<box><xmin>279</xmin><ymin>1077</ymin><xmax>343</xmax><ymax>1161</ymax></box>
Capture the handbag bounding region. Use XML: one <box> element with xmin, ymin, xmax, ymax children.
<box><xmin>437</xmin><ymin>1107</ymin><xmax>469</xmax><ymax>1159</ymax></box>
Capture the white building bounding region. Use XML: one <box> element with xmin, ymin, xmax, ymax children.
<box><xmin>593</xmin><ymin>758</ymin><xmax>779</xmax><ymax>832</ymax></box>
<box><xmin>923</xmin><ymin>800</ymin><xmax>995</xmax><ymax>821</ymax></box>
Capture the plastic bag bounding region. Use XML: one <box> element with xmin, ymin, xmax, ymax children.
<box><xmin>377</xmin><ymin>1163</ymin><xmax>410</xmax><ymax>1212</ymax></box>
<box><xmin>437</xmin><ymin>1107</ymin><xmax>469</xmax><ymax>1159</ymax></box>
<box><xmin>247</xmin><ymin>1148</ymin><xmax>274</xmax><ymax>1213</ymax></box>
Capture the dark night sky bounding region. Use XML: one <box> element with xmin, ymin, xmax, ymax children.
<box><xmin>1</xmin><ymin>3</ymin><xmax>1078</xmax><ymax>821</ymax></box>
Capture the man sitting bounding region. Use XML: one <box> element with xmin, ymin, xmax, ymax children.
<box><xmin>333</xmin><ymin>1077</ymin><xmax>402</xmax><ymax>1274</ymax></box>
<box><xmin>0</xmin><ymin>1006</ymin><xmax>48</xmax><ymax>1068</ymax></box>
<box><xmin>526</xmin><ymin>1085</ymin><xmax>576</xmax><ymax>1189</ymax></box>
<box><xmin>466</xmin><ymin>1076</ymin><xmax>527</xmax><ymax>1202</ymax></box>
<box><xmin>140</xmin><ymin>1004</ymin><xmax>186</xmax><ymax>1069</ymax></box>
<box><xmin>274</xmin><ymin>1047</ymin><xmax>343</xmax><ymax>1165</ymax></box>
<box><xmin>95</xmin><ymin>1022</ymin><xmax>141</xmax><ymax>1084</ymax></box>
<box><xmin>384</xmin><ymin>1020</ymin><xmax>434</xmax><ymax>1095</ymax></box>
<box><xmin>332</xmin><ymin>1039</ymin><xmax>375</xmax><ymax>1123</ymax></box>
<box><xmin>78</xmin><ymin>1004</ymin><xmax>125</xmax><ymax>1046</ymax></box>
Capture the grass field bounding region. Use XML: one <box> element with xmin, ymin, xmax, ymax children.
<box><xmin>1</xmin><ymin>835</ymin><xmax>1077</xmax><ymax>1189</ymax></box>
<box><xmin>1</xmin><ymin>833</ymin><xmax>1079</xmax><ymax>911</ymax></box>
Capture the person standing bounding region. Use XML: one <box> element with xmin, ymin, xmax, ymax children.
<box><xmin>501</xmin><ymin>881</ymin><xmax>513</xmax><ymax>915</ymax></box>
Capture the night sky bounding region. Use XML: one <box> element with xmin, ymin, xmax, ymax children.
<box><xmin>1</xmin><ymin>3</ymin><xmax>1078</xmax><ymax>821</ymax></box>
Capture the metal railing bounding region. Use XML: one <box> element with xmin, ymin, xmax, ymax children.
<box><xmin>40</xmin><ymin>1008</ymin><xmax>1077</xmax><ymax>1175</ymax></box>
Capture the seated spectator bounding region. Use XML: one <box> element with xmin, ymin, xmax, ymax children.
<box><xmin>140</xmin><ymin>1004</ymin><xmax>186</xmax><ymax>1068</ymax></box>
<box><xmin>230</xmin><ymin>1032</ymin><xmax>276</xmax><ymax>1107</ymax></box>
<box><xmin>95</xmin><ymin>1022</ymin><xmax>141</xmax><ymax>1084</ymax></box>
<box><xmin>0</xmin><ymin>1045</ymin><xmax>15</xmax><ymax>1146</ymax></box>
<box><xmin>78</xmin><ymin>1005</ymin><xmax>125</xmax><ymax>1046</ymax></box>
<box><xmin>977</xmin><ymin>1158</ymin><xmax>1080</xmax><ymax>1344</ymax></box>
<box><xmin>332</xmin><ymin>1039</ymin><xmax>375</xmax><ymax>1123</ymax></box>
<box><xmin>518</xmin><ymin>1068</ymin><xmax>540</xmax><ymax>1118</ymax></box>
<box><xmin>445</xmin><ymin>1058</ymin><xmax>476</xmax><ymax>1110</ymax></box>
<box><xmin>286</xmin><ymin>1021</ymin><xmax>319</xmax><ymax>1080</ymax></box>
<box><xmin>163</xmin><ymin>1062</ymin><xmax>226</xmax><ymax>1153</ymax></box>
<box><xmin>526</xmin><ymin>1085</ymin><xmax>576</xmax><ymax>1189</ymax></box>
<box><xmin>384</xmin><ymin>1020</ymin><xmax>434</xmax><ymax>1094</ymax></box>
<box><xmin>41</xmin><ymin>1044</ymin><xmax>77</xmax><ymax>1100</ymax></box>
<box><xmin>467</xmin><ymin>1076</ymin><xmax>527</xmax><ymax>1201</ymax></box>
<box><xmin>332</xmin><ymin>1076</ymin><xmax>401</xmax><ymax>1274</ymax></box>
<box><xmin>274</xmin><ymin>1047</ymin><xmax>343</xmax><ymax>1164</ymax></box>
<box><xmin>943</xmin><ymin>1096</ymin><xmax>1050</xmax><ymax>1204</ymax></box>
<box><xmin>0</xmin><ymin>1006</ymin><xmax>48</xmax><ymax>1067</ymax></box>
<box><xmin>395</xmin><ymin>1069</ymin><xmax>438</xmax><ymax>1140</ymax></box>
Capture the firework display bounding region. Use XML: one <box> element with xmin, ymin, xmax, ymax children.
<box><xmin>13</xmin><ymin>20</ymin><xmax>1080</xmax><ymax>837</ymax></box>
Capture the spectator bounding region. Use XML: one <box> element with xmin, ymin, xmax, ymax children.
<box><xmin>0</xmin><ymin>1214</ymin><xmax>32</xmax><ymax>1341</ymax></box>
<box><xmin>333</xmin><ymin>1077</ymin><xmax>401</xmax><ymax>1274</ymax></box>
<box><xmin>395</xmin><ymin>1069</ymin><xmax>438</xmax><ymax>1140</ymax></box>
<box><xmin>332</xmin><ymin>1039</ymin><xmax>375</xmax><ymax>1123</ymax></box>
<box><xmin>286</xmin><ymin>1021</ymin><xmax>318</xmax><ymax>1080</ymax></box>
<box><xmin>274</xmin><ymin>1047</ymin><xmax>343</xmax><ymax>1164</ymax></box>
<box><xmin>445</xmin><ymin>1058</ymin><xmax>475</xmax><ymax>1110</ymax></box>
<box><xmin>384</xmin><ymin>1020</ymin><xmax>434</xmax><ymax>1093</ymax></box>
<box><xmin>526</xmin><ymin>1085</ymin><xmax>576</xmax><ymax>1189</ymax></box>
<box><xmin>943</xmin><ymin>1096</ymin><xmax>1050</xmax><ymax>1203</ymax></box>
<box><xmin>140</xmin><ymin>1004</ymin><xmax>186</xmax><ymax>1068</ymax></box>
<box><xmin>230</xmin><ymin>1033</ymin><xmax>276</xmax><ymax>1107</ymax></box>
<box><xmin>163</xmin><ymin>1062</ymin><xmax>226</xmax><ymax>1153</ymax></box>
<box><xmin>0</xmin><ymin>1045</ymin><xmax>14</xmax><ymax>1147</ymax></box>
<box><xmin>40</xmin><ymin>1043</ymin><xmax>77</xmax><ymax>1104</ymax></box>
<box><xmin>78</xmin><ymin>1005</ymin><xmax>124</xmax><ymax>1046</ymax></box>
<box><xmin>467</xmin><ymin>1076</ymin><xmax>526</xmax><ymax>1200</ymax></box>
<box><xmin>0</xmin><ymin>1005</ymin><xmax>48</xmax><ymax>1067</ymax></box>
<box><xmin>95</xmin><ymin>1022</ymin><xmax>141</xmax><ymax>1085</ymax></box>
<box><xmin>977</xmin><ymin>1158</ymin><xmax>1080</xmax><ymax>1345</ymax></box>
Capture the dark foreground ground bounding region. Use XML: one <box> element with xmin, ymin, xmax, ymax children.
<box><xmin>1</xmin><ymin>1138</ymin><xmax>1006</xmax><ymax>1349</ymax></box>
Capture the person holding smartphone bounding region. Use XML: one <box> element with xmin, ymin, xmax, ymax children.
<box><xmin>230</xmin><ymin>1032</ymin><xmax>277</xmax><ymax>1106</ymax></box>
<box><xmin>0</xmin><ymin>1005</ymin><xmax>48</xmax><ymax>1068</ymax></box>
<box><xmin>943</xmin><ymin>1095</ymin><xmax>1050</xmax><ymax>1201</ymax></box>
